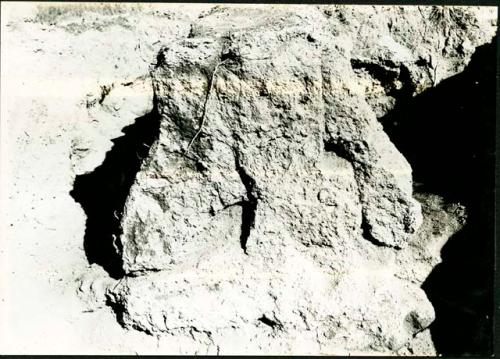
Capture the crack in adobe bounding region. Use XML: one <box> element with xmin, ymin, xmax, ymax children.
<box><xmin>185</xmin><ymin>56</ymin><xmax>232</xmax><ymax>154</ymax></box>
<box><xmin>234</xmin><ymin>152</ymin><xmax>258</xmax><ymax>254</ymax></box>
<box><xmin>258</xmin><ymin>314</ymin><xmax>283</xmax><ymax>331</ymax></box>
<box><xmin>98</xmin><ymin>84</ymin><xmax>114</xmax><ymax>105</ymax></box>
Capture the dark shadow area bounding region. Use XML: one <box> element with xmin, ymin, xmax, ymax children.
<box><xmin>234</xmin><ymin>152</ymin><xmax>258</xmax><ymax>254</ymax></box>
<box><xmin>70</xmin><ymin>109</ymin><xmax>161</xmax><ymax>279</ymax></box>
<box><xmin>380</xmin><ymin>39</ymin><xmax>496</xmax><ymax>355</ymax></box>
<box><xmin>258</xmin><ymin>314</ymin><xmax>283</xmax><ymax>330</ymax></box>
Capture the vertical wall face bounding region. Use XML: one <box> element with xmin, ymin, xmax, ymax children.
<box><xmin>105</xmin><ymin>5</ymin><xmax>496</xmax><ymax>356</ymax></box>
<box><xmin>119</xmin><ymin>27</ymin><xmax>421</xmax><ymax>273</ymax></box>
<box><xmin>1</xmin><ymin>3</ymin><xmax>497</xmax><ymax>356</ymax></box>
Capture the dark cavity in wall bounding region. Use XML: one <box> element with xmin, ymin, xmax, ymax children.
<box><xmin>380</xmin><ymin>39</ymin><xmax>496</xmax><ymax>356</ymax></box>
<box><xmin>234</xmin><ymin>153</ymin><xmax>258</xmax><ymax>254</ymax></box>
<box><xmin>70</xmin><ymin>107</ymin><xmax>161</xmax><ymax>279</ymax></box>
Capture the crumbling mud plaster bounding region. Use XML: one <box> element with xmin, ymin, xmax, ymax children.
<box><xmin>84</xmin><ymin>6</ymin><xmax>497</xmax><ymax>356</ymax></box>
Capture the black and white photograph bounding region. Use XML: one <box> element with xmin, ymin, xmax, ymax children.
<box><xmin>0</xmin><ymin>2</ymin><xmax>497</xmax><ymax>356</ymax></box>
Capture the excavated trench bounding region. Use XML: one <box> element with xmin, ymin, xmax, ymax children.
<box><xmin>381</xmin><ymin>40</ymin><xmax>496</xmax><ymax>356</ymax></box>
<box><xmin>69</xmin><ymin>39</ymin><xmax>495</xmax><ymax>354</ymax></box>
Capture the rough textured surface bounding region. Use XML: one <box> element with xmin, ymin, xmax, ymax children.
<box><xmin>0</xmin><ymin>4</ymin><xmax>496</xmax><ymax>355</ymax></box>
<box><xmin>105</xmin><ymin>5</ymin><xmax>494</xmax><ymax>355</ymax></box>
<box><xmin>0</xmin><ymin>3</ymin><xmax>206</xmax><ymax>354</ymax></box>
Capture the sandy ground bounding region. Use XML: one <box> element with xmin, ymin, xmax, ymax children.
<box><xmin>0</xmin><ymin>2</ymin><xmax>217</xmax><ymax>354</ymax></box>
